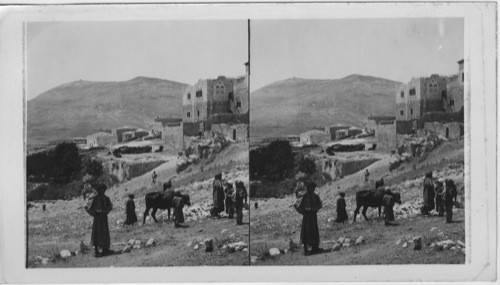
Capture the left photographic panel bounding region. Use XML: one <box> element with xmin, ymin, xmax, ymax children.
<box><xmin>26</xmin><ymin>20</ymin><xmax>250</xmax><ymax>267</ymax></box>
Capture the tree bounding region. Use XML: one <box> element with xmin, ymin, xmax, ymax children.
<box><xmin>51</xmin><ymin>142</ymin><xmax>81</xmax><ymax>184</ymax></box>
<box><xmin>299</xmin><ymin>157</ymin><xmax>316</xmax><ymax>175</ymax></box>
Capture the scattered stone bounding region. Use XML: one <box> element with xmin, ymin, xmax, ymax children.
<box><xmin>229</xmin><ymin>234</ymin><xmax>236</xmax><ymax>239</ymax></box>
<box><xmin>396</xmin><ymin>239</ymin><xmax>402</xmax><ymax>245</ymax></box>
<box><xmin>438</xmin><ymin>231</ymin><xmax>445</xmax><ymax>237</ymax></box>
<box><xmin>228</xmin><ymin>241</ymin><xmax>248</xmax><ymax>251</ymax></box>
<box><xmin>134</xmin><ymin>240</ymin><xmax>141</xmax><ymax>246</ymax></box>
<box><xmin>327</xmin><ymin>217</ymin><xmax>335</xmax><ymax>223</ymax></box>
<box><xmin>344</xmin><ymin>238</ymin><xmax>351</xmax><ymax>244</ymax></box>
<box><xmin>343</xmin><ymin>243</ymin><xmax>351</xmax><ymax>247</ymax></box>
<box><xmin>284</xmin><ymin>249</ymin><xmax>289</xmax><ymax>254</ymax></box>
<box><xmin>122</xmin><ymin>245</ymin><xmax>131</xmax><ymax>253</ymax></box>
<box><xmin>289</xmin><ymin>238</ymin><xmax>299</xmax><ymax>252</ymax></box>
<box><xmin>332</xmin><ymin>243</ymin><xmax>341</xmax><ymax>251</ymax></box>
<box><xmin>250</xmin><ymin>256</ymin><xmax>258</xmax><ymax>263</ymax></box>
<box><xmin>402</xmin><ymin>242</ymin><xmax>408</xmax><ymax>248</ymax></box>
<box><xmin>221</xmin><ymin>229</ymin><xmax>229</xmax><ymax>235</ymax></box>
<box><xmin>60</xmin><ymin>249</ymin><xmax>72</xmax><ymax>258</ymax></box>
<box><xmin>337</xmin><ymin>237</ymin><xmax>345</xmax><ymax>244</ymax></box>
<box><xmin>413</xmin><ymin>236</ymin><xmax>422</xmax><ymax>250</ymax></box>
<box><xmin>187</xmin><ymin>241</ymin><xmax>193</xmax><ymax>247</ymax></box>
<box><xmin>128</xmin><ymin>239</ymin><xmax>135</xmax><ymax>245</ymax></box>
<box><xmin>355</xmin><ymin>236</ymin><xmax>365</xmax><ymax>245</ymax></box>
<box><xmin>457</xmin><ymin>240</ymin><xmax>465</xmax><ymax>248</ymax></box>
<box><xmin>222</xmin><ymin>245</ymin><xmax>228</xmax><ymax>251</ymax></box>
<box><xmin>204</xmin><ymin>238</ymin><xmax>214</xmax><ymax>252</ymax></box>
<box><xmin>193</xmin><ymin>244</ymin><xmax>199</xmax><ymax>250</ymax></box>
<box><xmin>461</xmin><ymin>248</ymin><xmax>466</xmax><ymax>255</ymax></box>
<box><xmin>242</xmin><ymin>248</ymin><xmax>248</xmax><ymax>252</ymax></box>
<box><xmin>133</xmin><ymin>245</ymin><xmax>141</xmax><ymax>250</ymax></box>
<box><xmin>225</xmin><ymin>246</ymin><xmax>235</xmax><ymax>253</ymax></box>
<box><xmin>451</xmin><ymin>246</ymin><xmax>457</xmax><ymax>250</ymax></box>
<box><xmin>269</xmin><ymin>248</ymin><xmax>281</xmax><ymax>256</ymax></box>
<box><xmin>41</xmin><ymin>258</ymin><xmax>49</xmax><ymax>265</ymax></box>
<box><xmin>146</xmin><ymin>238</ymin><xmax>156</xmax><ymax>247</ymax></box>
<box><xmin>116</xmin><ymin>220</ymin><xmax>123</xmax><ymax>225</ymax></box>
<box><xmin>435</xmin><ymin>244</ymin><xmax>444</xmax><ymax>251</ymax></box>
<box><xmin>430</xmin><ymin>227</ymin><xmax>438</xmax><ymax>232</ymax></box>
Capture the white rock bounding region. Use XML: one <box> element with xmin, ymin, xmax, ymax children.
<box><xmin>451</xmin><ymin>246</ymin><xmax>457</xmax><ymax>250</ymax></box>
<box><xmin>343</xmin><ymin>243</ymin><xmax>351</xmax><ymax>247</ymax></box>
<box><xmin>146</xmin><ymin>238</ymin><xmax>155</xmax><ymax>247</ymax></box>
<box><xmin>327</xmin><ymin>217</ymin><xmax>334</xmax><ymax>223</ymax></box>
<box><xmin>430</xmin><ymin>227</ymin><xmax>438</xmax><ymax>232</ymax></box>
<box><xmin>242</xmin><ymin>248</ymin><xmax>248</xmax><ymax>252</ymax></box>
<box><xmin>402</xmin><ymin>242</ymin><xmax>408</xmax><ymax>248</ymax></box>
<box><xmin>229</xmin><ymin>233</ymin><xmax>236</xmax><ymax>239</ymax></box>
<box><xmin>337</xmin><ymin>237</ymin><xmax>345</xmax><ymax>244</ymax></box>
<box><xmin>457</xmin><ymin>240</ymin><xmax>465</xmax><ymax>248</ymax></box>
<box><xmin>41</xmin><ymin>258</ymin><xmax>49</xmax><ymax>265</ymax></box>
<box><xmin>134</xmin><ymin>240</ymin><xmax>141</xmax><ymax>246</ymax></box>
<box><xmin>128</xmin><ymin>239</ymin><xmax>135</xmax><ymax>245</ymax></box>
<box><xmin>122</xmin><ymin>245</ymin><xmax>131</xmax><ymax>253</ymax></box>
<box><xmin>116</xmin><ymin>220</ymin><xmax>123</xmax><ymax>225</ymax></box>
<box><xmin>221</xmin><ymin>229</ymin><xmax>230</xmax><ymax>235</ymax></box>
<box><xmin>250</xmin><ymin>256</ymin><xmax>258</xmax><ymax>263</ymax></box>
<box><xmin>187</xmin><ymin>241</ymin><xmax>193</xmax><ymax>247</ymax></box>
<box><xmin>60</xmin><ymin>249</ymin><xmax>72</xmax><ymax>258</ymax></box>
<box><xmin>133</xmin><ymin>245</ymin><xmax>141</xmax><ymax>249</ymax></box>
<box><xmin>269</xmin><ymin>248</ymin><xmax>281</xmax><ymax>256</ymax></box>
<box><xmin>344</xmin><ymin>238</ymin><xmax>351</xmax><ymax>244</ymax></box>
<box><xmin>193</xmin><ymin>244</ymin><xmax>199</xmax><ymax>250</ymax></box>
<box><xmin>355</xmin><ymin>236</ymin><xmax>365</xmax><ymax>245</ymax></box>
<box><xmin>332</xmin><ymin>243</ymin><xmax>341</xmax><ymax>251</ymax></box>
<box><xmin>396</xmin><ymin>239</ymin><xmax>402</xmax><ymax>245</ymax></box>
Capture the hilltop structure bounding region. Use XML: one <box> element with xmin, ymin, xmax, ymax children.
<box><xmin>181</xmin><ymin>63</ymin><xmax>249</xmax><ymax>144</ymax></box>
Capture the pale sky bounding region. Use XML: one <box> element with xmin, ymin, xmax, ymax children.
<box><xmin>251</xmin><ymin>18</ymin><xmax>464</xmax><ymax>91</ymax></box>
<box><xmin>27</xmin><ymin>21</ymin><xmax>248</xmax><ymax>100</ymax></box>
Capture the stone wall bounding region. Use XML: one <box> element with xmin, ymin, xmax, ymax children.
<box><xmin>232</xmin><ymin>76</ymin><xmax>249</xmax><ymax>114</ymax></box>
<box><xmin>423</xmin><ymin>121</ymin><xmax>463</xmax><ymax>140</ymax></box>
<box><xmin>162</xmin><ymin>123</ymin><xmax>184</xmax><ymax>149</ymax></box>
<box><xmin>315</xmin><ymin>156</ymin><xmax>380</xmax><ymax>181</ymax></box>
<box><xmin>211</xmin><ymin>123</ymin><xmax>248</xmax><ymax>142</ymax></box>
<box><xmin>375</xmin><ymin>121</ymin><xmax>397</xmax><ymax>150</ymax></box>
<box><xmin>183</xmin><ymin>121</ymin><xmax>205</xmax><ymax>137</ymax></box>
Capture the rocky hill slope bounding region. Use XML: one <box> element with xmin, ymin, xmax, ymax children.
<box><xmin>27</xmin><ymin>77</ymin><xmax>189</xmax><ymax>144</ymax></box>
<box><xmin>250</xmin><ymin>75</ymin><xmax>403</xmax><ymax>141</ymax></box>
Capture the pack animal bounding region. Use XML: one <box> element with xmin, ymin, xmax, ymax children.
<box><xmin>353</xmin><ymin>188</ymin><xmax>402</xmax><ymax>222</ymax></box>
<box><xmin>143</xmin><ymin>190</ymin><xmax>191</xmax><ymax>224</ymax></box>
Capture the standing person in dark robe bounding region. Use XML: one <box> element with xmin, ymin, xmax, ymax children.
<box><xmin>435</xmin><ymin>179</ymin><xmax>446</xmax><ymax>217</ymax></box>
<box><xmin>420</xmin><ymin>171</ymin><xmax>435</xmax><ymax>215</ymax></box>
<box><xmin>234</xmin><ymin>181</ymin><xmax>248</xmax><ymax>225</ymax></box>
<box><xmin>364</xmin><ymin>169</ymin><xmax>370</xmax><ymax>183</ymax></box>
<box><xmin>123</xmin><ymin>194</ymin><xmax>138</xmax><ymax>225</ymax></box>
<box><xmin>211</xmin><ymin>173</ymin><xmax>225</xmax><ymax>217</ymax></box>
<box><xmin>88</xmin><ymin>184</ymin><xmax>113</xmax><ymax>257</ymax></box>
<box><xmin>298</xmin><ymin>181</ymin><xmax>323</xmax><ymax>255</ymax></box>
<box><xmin>172</xmin><ymin>195</ymin><xmax>187</xmax><ymax>228</ymax></box>
<box><xmin>224</xmin><ymin>181</ymin><xmax>235</xmax><ymax>219</ymax></box>
<box><xmin>335</xmin><ymin>192</ymin><xmax>348</xmax><ymax>223</ymax></box>
<box><xmin>152</xmin><ymin>171</ymin><xmax>157</xmax><ymax>185</ymax></box>
<box><xmin>382</xmin><ymin>193</ymin><xmax>395</xmax><ymax>226</ymax></box>
<box><xmin>445</xmin><ymin>179</ymin><xmax>458</xmax><ymax>223</ymax></box>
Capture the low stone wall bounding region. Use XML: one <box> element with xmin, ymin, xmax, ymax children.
<box><xmin>211</xmin><ymin>123</ymin><xmax>249</xmax><ymax>142</ymax></box>
<box><xmin>106</xmin><ymin>159</ymin><xmax>166</xmax><ymax>183</ymax></box>
<box><xmin>315</xmin><ymin>156</ymin><xmax>380</xmax><ymax>181</ymax></box>
<box><xmin>423</xmin><ymin>122</ymin><xmax>463</xmax><ymax>141</ymax></box>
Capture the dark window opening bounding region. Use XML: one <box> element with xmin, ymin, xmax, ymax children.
<box><xmin>187</xmin><ymin>112</ymin><xmax>191</xmax><ymax>118</ymax></box>
<box><xmin>446</xmin><ymin>127</ymin><xmax>449</xmax><ymax>139</ymax></box>
<box><xmin>228</xmin><ymin>92</ymin><xmax>234</xmax><ymax>101</ymax></box>
<box><xmin>187</xmin><ymin>93</ymin><xmax>191</xmax><ymax>100</ymax></box>
<box><xmin>410</xmin><ymin>109</ymin><xmax>413</xmax><ymax>115</ymax></box>
<box><xmin>462</xmin><ymin>73</ymin><xmax>464</xmax><ymax>82</ymax></box>
<box><xmin>197</xmin><ymin>110</ymin><xmax>200</xmax><ymax>117</ymax></box>
<box><xmin>409</xmin><ymin>88</ymin><xmax>416</xmax><ymax>95</ymax></box>
<box><xmin>400</xmin><ymin>91</ymin><xmax>404</xmax><ymax>98</ymax></box>
<box><xmin>233</xmin><ymin>129</ymin><xmax>237</xmax><ymax>140</ymax></box>
<box><xmin>450</xmin><ymin>99</ymin><xmax>455</xmax><ymax>106</ymax></box>
<box><xmin>236</xmin><ymin>101</ymin><xmax>242</xmax><ymax>108</ymax></box>
<box><xmin>400</xmin><ymin>110</ymin><xmax>404</xmax><ymax>116</ymax></box>
<box><xmin>196</xmin><ymin>90</ymin><xmax>202</xmax><ymax>98</ymax></box>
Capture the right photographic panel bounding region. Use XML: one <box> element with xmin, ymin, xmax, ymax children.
<box><xmin>249</xmin><ymin>18</ymin><xmax>465</xmax><ymax>265</ymax></box>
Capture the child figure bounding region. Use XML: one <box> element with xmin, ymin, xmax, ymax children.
<box><xmin>123</xmin><ymin>194</ymin><xmax>138</xmax><ymax>225</ymax></box>
<box><xmin>445</xmin><ymin>179</ymin><xmax>458</xmax><ymax>223</ymax></box>
<box><xmin>173</xmin><ymin>194</ymin><xmax>189</xmax><ymax>228</ymax></box>
<box><xmin>335</xmin><ymin>192</ymin><xmax>348</xmax><ymax>223</ymax></box>
<box><xmin>382</xmin><ymin>192</ymin><xmax>395</xmax><ymax>226</ymax></box>
<box><xmin>234</xmin><ymin>181</ymin><xmax>248</xmax><ymax>225</ymax></box>
<box><xmin>224</xmin><ymin>181</ymin><xmax>235</xmax><ymax>219</ymax></box>
<box><xmin>435</xmin><ymin>179</ymin><xmax>446</xmax><ymax>217</ymax></box>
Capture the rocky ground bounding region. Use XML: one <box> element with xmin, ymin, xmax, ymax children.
<box><xmin>250</xmin><ymin>140</ymin><xmax>466</xmax><ymax>265</ymax></box>
<box><xmin>27</xmin><ymin>142</ymin><xmax>250</xmax><ymax>267</ymax></box>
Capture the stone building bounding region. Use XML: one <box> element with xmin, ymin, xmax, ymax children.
<box><xmin>152</xmin><ymin>117</ymin><xmax>183</xmax><ymax>149</ymax></box>
<box><xmin>300</xmin><ymin>129</ymin><xmax>328</xmax><ymax>145</ymax></box>
<box><xmin>325</xmin><ymin>125</ymin><xmax>350</xmax><ymax>141</ymax></box>
<box><xmin>444</xmin><ymin>59</ymin><xmax>465</xmax><ymax>112</ymax></box>
<box><xmin>181</xmin><ymin>63</ymin><xmax>250</xmax><ymax>142</ymax></box>
<box><xmin>396</xmin><ymin>74</ymin><xmax>448</xmax><ymax>122</ymax></box>
<box><xmin>422</xmin><ymin>121</ymin><xmax>463</xmax><ymax>141</ymax></box>
<box><xmin>112</xmin><ymin>127</ymin><xmax>138</xmax><ymax>143</ymax></box>
<box><xmin>86</xmin><ymin>132</ymin><xmax>117</xmax><ymax>148</ymax></box>
<box><xmin>366</xmin><ymin>116</ymin><xmax>397</xmax><ymax>149</ymax></box>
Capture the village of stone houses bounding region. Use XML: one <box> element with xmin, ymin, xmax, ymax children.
<box><xmin>26</xmin><ymin>60</ymin><xmax>251</xmax><ymax>267</ymax></box>
<box><xmin>249</xmin><ymin>59</ymin><xmax>466</xmax><ymax>265</ymax></box>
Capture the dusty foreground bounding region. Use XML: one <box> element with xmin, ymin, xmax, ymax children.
<box><xmin>28</xmin><ymin>145</ymin><xmax>250</xmax><ymax>267</ymax></box>
<box><xmin>250</xmin><ymin>140</ymin><xmax>466</xmax><ymax>265</ymax></box>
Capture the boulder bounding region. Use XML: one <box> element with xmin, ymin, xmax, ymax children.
<box><xmin>116</xmin><ymin>219</ymin><xmax>123</xmax><ymax>225</ymax></box>
<box><xmin>128</xmin><ymin>239</ymin><xmax>135</xmax><ymax>245</ymax></box>
<box><xmin>430</xmin><ymin>227</ymin><xmax>438</xmax><ymax>232</ymax></box>
<box><xmin>146</xmin><ymin>238</ymin><xmax>156</xmax><ymax>247</ymax></box>
<box><xmin>228</xmin><ymin>241</ymin><xmax>248</xmax><ymax>251</ymax></box>
<box><xmin>402</xmin><ymin>242</ymin><xmax>408</xmax><ymax>248</ymax></box>
<box><xmin>269</xmin><ymin>248</ymin><xmax>281</xmax><ymax>256</ymax></box>
<box><xmin>250</xmin><ymin>256</ymin><xmax>258</xmax><ymax>263</ymax></box>
<box><xmin>133</xmin><ymin>245</ymin><xmax>141</xmax><ymax>249</ymax></box>
<box><xmin>457</xmin><ymin>240</ymin><xmax>465</xmax><ymax>248</ymax></box>
<box><xmin>413</xmin><ymin>236</ymin><xmax>422</xmax><ymax>250</ymax></box>
<box><xmin>343</xmin><ymin>243</ymin><xmax>351</xmax><ymax>247</ymax></box>
<box><xmin>355</xmin><ymin>236</ymin><xmax>365</xmax><ymax>245</ymax></box>
<box><xmin>122</xmin><ymin>245</ymin><xmax>131</xmax><ymax>253</ymax></box>
<box><xmin>134</xmin><ymin>240</ymin><xmax>141</xmax><ymax>246</ymax></box>
<box><xmin>337</xmin><ymin>237</ymin><xmax>345</xmax><ymax>244</ymax></box>
<box><xmin>187</xmin><ymin>241</ymin><xmax>193</xmax><ymax>247</ymax></box>
<box><xmin>396</xmin><ymin>239</ymin><xmax>402</xmax><ymax>245</ymax></box>
<box><xmin>60</xmin><ymin>249</ymin><xmax>72</xmax><ymax>258</ymax></box>
<box><xmin>344</xmin><ymin>238</ymin><xmax>351</xmax><ymax>244</ymax></box>
<box><xmin>221</xmin><ymin>229</ymin><xmax>230</xmax><ymax>235</ymax></box>
<box><xmin>332</xmin><ymin>243</ymin><xmax>341</xmax><ymax>251</ymax></box>
<box><xmin>204</xmin><ymin>238</ymin><xmax>214</xmax><ymax>252</ymax></box>
<box><xmin>193</xmin><ymin>244</ymin><xmax>199</xmax><ymax>250</ymax></box>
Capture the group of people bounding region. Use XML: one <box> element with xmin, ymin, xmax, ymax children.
<box><xmin>421</xmin><ymin>171</ymin><xmax>458</xmax><ymax>223</ymax></box>
<box><xmin>211</xmin><ymin>173</ymin><xmax>248</xmax><ymax>225</ymax></box>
